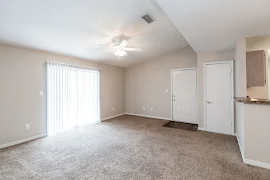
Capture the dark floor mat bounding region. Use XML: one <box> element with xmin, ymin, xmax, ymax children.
<box><xmin>164</xmin><ymin>121</ymin><xmax>198</xmax><ymax>132</ymax></box>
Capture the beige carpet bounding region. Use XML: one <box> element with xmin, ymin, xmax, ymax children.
<box><xmin>1</xmin><ymin>115</ymin><xmax>270</xmax><ymax>180</ymax></box>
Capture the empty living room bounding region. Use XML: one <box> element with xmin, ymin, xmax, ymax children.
<box><xmin>1</xmin><ymin>0</ymin><xmax>270</xmax><ymax>179</ymax></box>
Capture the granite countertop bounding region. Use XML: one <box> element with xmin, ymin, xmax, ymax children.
<box><xmin>234</xmin><ymin>97</ymin><xmax>270</xmax><ymax>105</ymax></box>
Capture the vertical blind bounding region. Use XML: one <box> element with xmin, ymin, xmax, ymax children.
<box><xmin>47</xmin><ymin>62</ymin><xmax>100</xmax><ymax>136</ymax></box>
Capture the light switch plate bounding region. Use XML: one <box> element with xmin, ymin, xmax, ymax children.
<box><xmin>25</xmin><ymin>124</ymin><xmax>30</xmax><ymax>130</ymax></box>
<box><xmin>166</xmin><ymin>89</ymin><xmax>168</xmax><ymax>93</ymax></box>
<box><xmin>40</xmin><ymin>91</ymin><xmax>43</xmax><ymax>96</ymax></box>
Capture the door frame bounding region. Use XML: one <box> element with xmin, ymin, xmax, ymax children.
<box><xmin>170</xmin><ymin>68</ymin><xmax>198</xmax><ymax>124</ymax></box>
<box><xmin>204</xmin><ymin>60</ymin><xmax>234</xmax><ymax>135</ymax></box>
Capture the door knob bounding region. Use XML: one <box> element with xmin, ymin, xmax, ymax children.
<box><xmin>207</xmin><ymin>101</ymin><xmax>212</xmax><ymax>104</ymax></box>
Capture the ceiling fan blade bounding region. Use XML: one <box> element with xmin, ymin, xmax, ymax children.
<box><xmin>123</xmin><ymin>48</ymin><xmax>142</xmax><ymax>52</ymax></box>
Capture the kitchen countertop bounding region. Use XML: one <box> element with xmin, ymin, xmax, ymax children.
<box><xmin>234</xmin><ymin>97</ymin><xmax>270</xmax><ymax>105</ymax></box>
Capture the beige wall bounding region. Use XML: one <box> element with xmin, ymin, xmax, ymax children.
<box><xmin>235</xmin><ymin>37</ymin><xmax>247</xmax><ymax>136</ymax></box>
<box><xmin>244</xmin><ymin>104</ymin><xmax>270</xmax><ymax>166</ymax></box>
<box><xmin>0</xmin><ymin>44</ymin><xmax>126</xmax><ymax>146</ymax></box>
<box><xmin>234</xmin><ymin>38</ymin><xmax>247</xmax><ymax>152</ymax></box>
<box><xmin>235</xmin><ymin>37</ymin><xmax>247</xmax><ymax>97</ymax></box>
<box><xmin>246</xmin><ymin>36</ymin><xmax>270</xmax><ymax>99</ymax></box>
<box><xmin>269</xmin><ymin>51</ymin><xmax>270</xmax><ymax>98</ymax></box>
<box><xmin>246</xmin><ymin>36</ymin><xmax>270</xmax><ymax>51</ymax></box>
<box><xmin>236</xmin><ymin>102</ymin><xmax>270</xmax><ymax>167</ymax></box>
<box><xmin>197</xmin><ymin>50</ymin><xmax>235</xmax><ymax>128</ymax></box>
<box><xmin>234</xmin><ymin>37</ymin><xmax>270</xmax><ymax>168</ymax></box>
<box><xmin>235</xmin><ymin>102</ymin><xmax>245</xmax><ymax>155</ymax></box>
<box><xmin>126</xmin><ymin>46</ymin><xmax>197</xmax><ymax>119</ymax></box>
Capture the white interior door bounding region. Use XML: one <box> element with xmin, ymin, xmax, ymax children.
<box><xmin>172</xmin><ymin>69</ymin><xmax>197</xmax><ymax>124</ymax></box>
<box><xmin>205</xmin><ymin>62</ymin><xmax>233</xmax><ymax>135</ymax></box>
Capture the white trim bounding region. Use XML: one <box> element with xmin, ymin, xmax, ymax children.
<box><xmin>235</xmin><ymin>133</ymin><xmax>270</xmax><ymax>170</ymax></box>
<box><xmin>101</xmin><ymin>113</ymin><xmax>126</xmax><ymax>121</ymax></box>
<box><xmin>203</xmin><ymin>60</ymin><xmax>234</xmax><ymax>65</ymax></box>
<box><xmin>170</xmin><ymin>68</ymin><xmax>197</xmax><ymax>71</ymax></box>
<box><xmin>99</xmin><ymin>71</ymin><xmax>102</xmax><ymax>122</ymax></box>
<box><xmin>0</xmin><ymin>134</ymin><xmax>47</xmax><ymax>149</ymax></box>
<box><xmin>170</xmin><ymin>68</ymin><xmax>198</xmax><ymax>124</ymax></box>
<box><xmin>243</xmin><ymin>159</ymin><xmax>270</xmax><ymax>170</ymax></box>
<box><xmin>170</xmin><ymin>70</ymin><xmax>173</xmax><ymax>122</ymax></box>
<box><xmin>204</xmin><ymin>60</ymin><xmax>234</xmax><ymax>135</ymax></box>
<box><xmin>235</xmin><ymin>133</ymin><xmax>245</xmax><ymax>160</ymax></box>
<box><xmin>198</xmin><ymin>127</ymin><xmax>205</xmax><ymax>131</ymax></box>
<box><xmin>126</xmin><ymin>113</ymin><xmax>171</xmax><ymax>121</ymax></box>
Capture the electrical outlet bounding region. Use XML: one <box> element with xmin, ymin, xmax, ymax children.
<box><xmin>25</xmin><ymin>124</ymin><xmax>30</xmax><ymax>130</ymax></box>
<box><xmin>165</xmin><ymin>89</ymin><xmax>168</xmax><ymax>93</ymax></box>
<box><xmin>143</xmin><ymin>107</ymin><xmax>146</xmax><ymax>110</ymax></box>
<box><xmin>112</xmin><ymin>108</ymin><xmax>115</xmax><ymax>112</ymax></box>
<box><xmin>150</xmin><ymin>107</ymin><xmax>154</xmax><ymax>111</ymax></box>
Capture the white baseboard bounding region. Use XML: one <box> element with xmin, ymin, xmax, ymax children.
<box><xmin>244</xmin><ymin>158</ymin><xmax>270</xmax><ymax>170</ymax></box>
<box><xmin>0</xmin><ymin>134</ymin><xmax>47</xmax><ymax>150</ymax></box>
<box><xmin>126</xmin><ymin>113</ymin><xmax>171</xmax><ymax>121</ymax></box>
<box><xmin>235</xmin><ymin>133</ymin><xmax>270</xmax><ymax>169</ymax></box>
<box><xmin>235</xmin><ymin>133</ymin><xmax>245</xmax><ymax>161</ymax></box>
<box><xmin>101</xmin><ymin>113</ymin><xmax>126</xmax><ymax>121</ymax></box>
<box><xmin>198</xmin><ymin>127</ymin><xmax>205</xmax><ymax>131</ymax></box>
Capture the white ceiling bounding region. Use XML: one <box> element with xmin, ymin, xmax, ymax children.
<box><xmin>156</xmin><ymin>0</ymin><xmax>270</xmax><ymax>53</ymax></box>
<box><xmin>0</xmin><ymin>0</ymin><xmax>188</xmax><ymax>67</ymax></box>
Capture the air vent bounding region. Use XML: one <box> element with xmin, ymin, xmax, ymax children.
<box><xmin>142</xmin><ymin>14</ymin><xmax>155</xmax><ymax>24</ymax></box>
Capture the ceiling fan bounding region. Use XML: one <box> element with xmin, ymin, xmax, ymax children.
<box><xmin>98</xmin><ymin>35</ymin><xmax>142</xmax><ymax>59</ymax></box>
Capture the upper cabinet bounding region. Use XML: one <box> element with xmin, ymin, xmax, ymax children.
<box><xmin>246</xmin><ymin>50</ymin><xmax>266</xmax><ymax>87</ymax></box>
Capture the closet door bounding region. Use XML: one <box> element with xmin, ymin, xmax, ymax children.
<box><xmin>205</xmin><ymin>62</ymin><xmax>234</xmax><ymax>135</ymax></box>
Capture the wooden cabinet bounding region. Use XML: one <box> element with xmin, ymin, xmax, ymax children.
<box><xmin>246</xmin><ymin>50</ymin><xmax>266</xmax><ymax>87</ymax></box>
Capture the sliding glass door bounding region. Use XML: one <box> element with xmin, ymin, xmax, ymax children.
<box><xmin>47</xmin><ymin>62</ymin><xmax>100</xmax><ymax>136</ymax></box>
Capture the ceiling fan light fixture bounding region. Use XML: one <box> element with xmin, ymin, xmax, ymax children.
<box><xmin>113</xmin><ymin>49</ymin><xmax>127</xmax><ymax>57</ymax></box>
<box><xmin>120</xmin><ymin>40</ymin><xmax>128</xmax><ymax>47</ymax></box>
